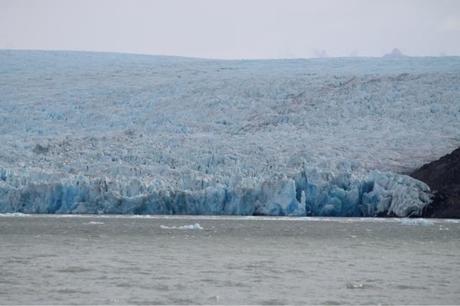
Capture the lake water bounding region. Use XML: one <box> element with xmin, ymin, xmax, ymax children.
<box><xmin>0</xmin><ymin>215</ymin><xmax>459</xmax><ymax>305</ymax></box>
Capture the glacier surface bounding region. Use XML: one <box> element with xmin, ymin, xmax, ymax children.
<box><xmin>1</xmin><ymin>50</ymin><xmax>459</xmax><ymax>216</ymax></box>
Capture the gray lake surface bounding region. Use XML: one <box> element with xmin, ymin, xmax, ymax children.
<box><xmin>0</xmin><ymin>215</ymin><xmax>459</xmax><ymax>305</ymax></box>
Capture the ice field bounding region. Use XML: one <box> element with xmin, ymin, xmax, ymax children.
<box><xmin>0</xmin><ymin>50</ymin><xmax>459</xmax><ymax>216</ymax></box>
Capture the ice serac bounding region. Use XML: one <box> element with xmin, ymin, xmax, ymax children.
<box><xmin>293</xmin><ymin>164</ymin><xmax>431</xmax><ymax>217</ymax></box>
<box><xmin>0</xmin><ymin>166</ymin><xmax>430</xmax><ymax>217</ymax></box>
<box><xmin>254</xmin><ymin>178</ymin><xmax>305</xmax><ymax>216</ymax></box>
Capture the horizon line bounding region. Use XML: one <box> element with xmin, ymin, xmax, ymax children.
<box><xmin>2</xmin><ymin>48</ymin><xmax>459</xmax><ymax>61</ymax></box>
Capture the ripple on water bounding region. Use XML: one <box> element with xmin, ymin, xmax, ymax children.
<box><xmin>55</xmin><ymin>289</ymin><xmax>92</xmax><ymax>294</ymax></box>
<box><xmin>56</xmin><ymin>266</ymin><xmax>92</xmax><ymax>273</ymax></box>
<box><xmin>115</xmin><ymin>282</ymin><xmax>134</xmax><ymax>288</ymax></box>
<box><xmin>323</xmin><ymin>300</ymin><xmax>343</xmax><ymax>305</ymax></box>
<box><xmin>393</xmin><ymin>284</ymin><xmax>428</xmax><ymax>290</ymax></box>
<box><xmin>166</xmin><ymin>296</ymin><xmax>195</xmax><ymax>304</ymax></box>
<box><xmin>258</xmin><ymin>298</ymin><xmax>288</xmax><ymax>305</ymax></box>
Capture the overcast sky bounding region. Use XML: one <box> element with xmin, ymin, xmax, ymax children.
<box><xmin>1</xmin><ymin>0</ymin><xmax>460</xmax><ymax>59</ymax></box>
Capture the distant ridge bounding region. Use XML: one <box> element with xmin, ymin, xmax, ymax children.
<box><xmin>383</xmin><ymin>48</ymin><xmax>407</xmax><ymax>58</ymax></box>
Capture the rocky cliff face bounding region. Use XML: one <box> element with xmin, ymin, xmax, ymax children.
<box><xmin>411</xmin><ymin>148</ymin><xmax>460</xmax><ymax>218</ymax></box>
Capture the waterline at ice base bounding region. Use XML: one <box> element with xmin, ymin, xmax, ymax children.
<box><xmin>1</xmin><ymin>50</ymin><xmax>459</xmax><ymax>217</ymax></box>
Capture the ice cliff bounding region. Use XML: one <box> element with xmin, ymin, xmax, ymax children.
<box><xmin>0</xmin><ymin>165</ymin><xmax>431</xmax><ymax>216</ymax></box>
<box><xmin>0</xmin><ymin>50</ymin><xmax>459</xmax><ymax>216</ymax></box>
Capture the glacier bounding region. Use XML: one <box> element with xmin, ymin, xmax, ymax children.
<box><xmin>0</xmin><ymin>50</ymin><xmax>459</xmax><ymax>216</ymax></box>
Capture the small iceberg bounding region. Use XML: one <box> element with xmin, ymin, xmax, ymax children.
<box><xmin>400</xmin><ymin>219</ymin><xmax>434</xmax><ymax>226</ymax></box>
<box><xmin>85</xmin><ymin>221</ymin><xmax>104</xmax><ymax>225</ymax></box>
<box><xmin>160</xmin><ymin>223</ymin><xmax>204</xmax><ymax>230</ymax></box>
<box><xmin>0</xmin><ymin>213</ymin><xmax>29</xmax><ymax>217</ymax></box>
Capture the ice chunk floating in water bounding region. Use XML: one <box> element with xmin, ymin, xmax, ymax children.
<box><xmin>400</xmin><ymin>219</ymin><xmax>434</xmax><ymax>226</ymax></box>
<box><xmin>85</xmin><ymin>221</ymin><xmax>105</xmax><ymax>225</ymax></box>
<box><xmin>0</xmin><ymin>51</ymin><xmax>459</xmax><ymax>217</ymax></box>
<box><xmin>160</xmin><ymin>223</ymin><xmax>204</xmax><ymax>230</ymax></box>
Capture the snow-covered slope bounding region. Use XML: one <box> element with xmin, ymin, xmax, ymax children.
<box><xmin>1</xmin><ymin>50</ymin><xmax>459</xmax><ymax>216</ymax></box>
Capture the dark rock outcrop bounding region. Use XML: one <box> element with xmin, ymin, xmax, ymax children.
<box><xmin>411</xmin><ymin>147</ymin><xmax>460</xmax><ymax>218</ymax></box>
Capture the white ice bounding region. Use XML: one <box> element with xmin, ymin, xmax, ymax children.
<box><xmin>160</xmin><ymin>223</ymin><xmax>203</xmax><ymax>230</ymax></box>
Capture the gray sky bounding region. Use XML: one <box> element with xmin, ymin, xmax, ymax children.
<box><xmin>1</xmin><ymin>0</ymin><xmax>460</xmax><ymax>59</ymax></box>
